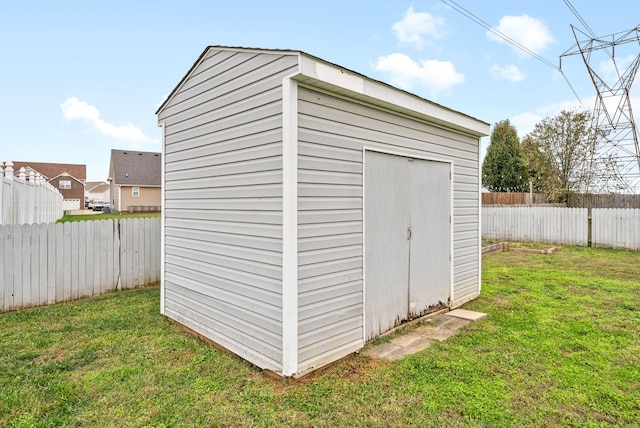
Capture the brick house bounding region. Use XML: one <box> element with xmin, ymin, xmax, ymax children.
<box><xmin>12</xmin><ymin>161</ymin><xmax>86</xmax><ymax>210</ymax></box>
<box><xmin>108</xmin><ymin>149</ymin><xmax>161</xmax><ymax>213</ymax></box>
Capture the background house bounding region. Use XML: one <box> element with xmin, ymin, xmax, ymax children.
<box><xmin>156</xmin><ymin>46</ymin><xmax>489</xmax><ymax>377</ymax></box>
<box><xmin>12</xmin><ymin>161</ymin><xmax>86</xmax><ymax>210</ymax></box>
<box><xmin>84</xmin><ymin>181</ymin><xmax>111</xmax><ymax>207</ymax></box>
<box><xmin>108</xmin><ymin>149</ymin><xmax>161</xmax><ymax>213</ymax></box>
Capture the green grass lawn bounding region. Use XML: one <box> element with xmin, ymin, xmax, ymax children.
<box><xmin>57</xmin><ymin>212</ymin><xmax>161</xmax><ymax>223</ymax></box>
<box><xmin>1</xmin><ymin>246</ymin><xmax>638</xmax><ymax>427</ymax></box>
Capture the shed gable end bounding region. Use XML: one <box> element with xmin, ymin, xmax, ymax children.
<box><xmin>159</xmin><ymin>48</ymin><xmax>300</xmax><ymax>373</ymax></box>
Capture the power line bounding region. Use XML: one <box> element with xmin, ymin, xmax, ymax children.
<box><xmin>559</xmin><ymin>1</ymin><xmax>640</xmax><ymax>192</ymax></box>
<box><xmin>440</xmin><ymin>0</ymin><xmax>556</xmax><ymax>69</ymax></box>
<box><xmin>440</xmin><ymin>0</ymin><xmax>585</xmax><ymax>106</ymax></box>
<box><xmin>563</xmin><ymin>0</ymin><xmax>616</xmax><ymax>67</ymax></box>
<box><xmin>563</xmin><ymin>0</ymin><xmax>597</xmax><ymax>39</ymax></box>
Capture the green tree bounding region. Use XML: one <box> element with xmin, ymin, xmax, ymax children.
<box><xmin>482</xmin><ymin>119</ymin><xmax>528</xmax><ymax>192</ymax></box>
<box><xmin>525</xmin><ymin>109</ymin><xmax>616</xmax><ymax>195</ymax></box>
<box><xmin>521</xmin><ymin>134</ymin><xmax>558</xmax><ymax>197</ymax></box>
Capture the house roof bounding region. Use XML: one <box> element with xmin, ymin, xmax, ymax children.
<box><xmin>110</xmin><ymin>149</ymin><xmax>161</xmax><ymax>186</ymax></box>
<box><xmin>156</xmin><ymin>46</ymin><xmax>490</xmax><ymax>137</ymax></box>
<box><xmin>12</xmin><ymin>161</ymin><xmax>86</xmax><ymax>182</ymax></box>
<box><xmin>86</xmin><ymin>181</ymin><xmax>110</xmax><ymax>192</ymax></box>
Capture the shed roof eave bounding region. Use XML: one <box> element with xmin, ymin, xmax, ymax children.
<box><xmin>296</xmin><ymin>53</ymin><xmax>490</xmax><ymax>138</ymax></box>
<box><xmin>157</xmin><ymin>46</ymin><xmax>490</xmax><ymax>137</ymax></box>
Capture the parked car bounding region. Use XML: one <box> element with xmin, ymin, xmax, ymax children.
<box><xmin>92</xmin><ymin>201</ymin><xmax>105</xmax><ymax>211</ymax></box>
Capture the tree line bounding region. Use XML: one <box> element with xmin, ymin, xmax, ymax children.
<box><xmin>482</xmin><ymin>109</ymin><xmax>622</xmax><ymax>201</ymax></box>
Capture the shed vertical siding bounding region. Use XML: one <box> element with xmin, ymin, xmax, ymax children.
<box><xmin>296</xmin><ymin>87</ymin><xmax>480</xmax><ymax>371</ymax></box>
<box><xmin>158</xmin><ymin>49</ymin><xmax>299</xmax><ymax>372</ymax></box>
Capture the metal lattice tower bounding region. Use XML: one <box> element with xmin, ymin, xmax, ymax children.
<box><xmin>561</xmin><ymin>25</ymin><xmax>640</xmax><ymax>193</ymax></box>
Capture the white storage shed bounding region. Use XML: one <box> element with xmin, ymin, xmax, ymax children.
<box><xmin>156</xmin><ymin>46</ymin><xmax>490</xmax><ymax>377</ymax></box>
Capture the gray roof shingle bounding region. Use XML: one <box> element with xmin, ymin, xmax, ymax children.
<box><xmin>110</xmin><ymin>149</ymin><xmax>161</xmax><ymax>186</ymax></box>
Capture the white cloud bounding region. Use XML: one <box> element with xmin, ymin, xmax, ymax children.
<box><xmin>510</xmin><ymin>112</ymin><xmax>542</xmax><ymax>137</ymax></box>
<box><xmin>490</xmin><ymin>64</ymin><xmax>526</xmax><ymax>82</ymax></box>
<box><xmin>511</xmin><ymin>98</ymin><xmax>590</xmax><ymax>137</ymax></box>
<box><xmin>598</xmin><ymin>55</ymin><xmax>637</xmax><ymax>82</ymax></box>
<box><xmin>511</xmin><ymin>87</ymin><xmax>640</xmax><ymax>142</ymax></box>
<box><xmin>392</xmin><ymin>5</ymin><xmax>447</xmax><ymax>48</ymax></box>
<box><xmin>486</xmin><ymin>15</ymin><xmax>554</xmax><ymax>56</ymax></box>
<box><xmin>61</xmin><ymin>97</ymin><xmax>158</xmax><ymax>144</ymax></box>
<box><xmin>373</xmin><ymin>53</ymin><xmax>464</xmax><ymax>97</ymax></box>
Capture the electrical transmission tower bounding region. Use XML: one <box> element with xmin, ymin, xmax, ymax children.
<box><xmin>561</xmin><ymin>25</ymin><xmax>640</xmax><ymax>193</ymax></box>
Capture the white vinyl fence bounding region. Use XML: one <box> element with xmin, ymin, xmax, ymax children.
<box><xmin>483</xmin><ymin>206</ymin><xmax>588</xmax><ymax>246</ymax></box>
<box><xmin>592</xmin><ymin>208</ymin><xmax>640</xmax><ymax>251</ymax></box>
<box><xmin>1</xmin><ymin>161</ymin><xmax>64</xmax><ymax>225</ymax></box>
<box><xmin>483</xmin><ymin>206</ymin><xmax>640</xmax><ymax>250</ymax></box>
<box><xmin>0</xmin><ymin>217</ymin><xmax>160</xmax><ymax>313</ymax></box>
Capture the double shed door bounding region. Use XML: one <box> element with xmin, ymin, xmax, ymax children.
<box><xmin>364</xmin><ymin>150</ymin><xmax>451</xmax><ymax>341</ymax></box>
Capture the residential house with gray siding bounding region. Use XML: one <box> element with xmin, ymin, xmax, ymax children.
<box><xmin>156</xmin><ymin>46</ymin><xmax>489</xmax><ymax>377</ymax></box>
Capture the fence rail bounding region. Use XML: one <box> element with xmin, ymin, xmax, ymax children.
<box><xmin>1</xmin><ymin>161</ymin><xmax>64</xmax><ymax>225</ymax></box>
<box><xmin>482</xmin><ymin>206</ymin><xmax>640</xmax><ymax>250</ymax></box>
<box><xmin>0</xmin><ymin>217</ymin><xmax>160</xmax><ymax>313</ymax></box>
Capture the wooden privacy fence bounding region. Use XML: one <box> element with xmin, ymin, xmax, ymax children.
<box><xmin>484</xmin><ymin>192</ymin><xmax>640</xmax><ymax>208</ymax></box>
<box><xmin>483</xmin><ymin>206</ymin><xmax>640</xmax><ymax>250</ymax></box>
<box><xmin>568</xmin><ymin>193</ymin><xmax>640</xmax><ymax>209</ymax></box>
<box><xmin>0</xmin><ymin>217</ymin><xmax>160</xmax><ymax>313</ymax></box>
<box><xmin>1</xmin><ymin>161</ymin><xmax>64</xmax><ymax>225</ymax></box>
<box><xmin>482</xmin><ymin>192</ymin><xmax>549</xmax><ymax>205</ymax></box>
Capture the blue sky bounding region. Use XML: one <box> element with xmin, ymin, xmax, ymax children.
<box><xmin>1</xmin><ymin>0</ymin><xmax>639</xmax><ymax>181</ymax></box>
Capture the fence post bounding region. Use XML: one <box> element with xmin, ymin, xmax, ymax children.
<box><xmin>5</xmin><ymin>162</ymin><xmax>14</xmax><ymax>225</ymax></box>
<box><xmin>17</xmin><ymin>167</ymin><xmax>26</xmax><ymax>225</ymax></box>
<box><xmin>33</xmin><ymin>172</ymin><xmax>41</xmax><ymax>224</ymax></box>
<box><xmin>27</xmin><ymin>170</ymin><xmax>35</xmax><ymax>225</ymax></box>
<box><xmin>587</xmin><ymin>208</ymin><xmax>592</xmax><ymax>247</ymax></box>
<box><xmin>0</xmin><ymin>163</ymin><xmax>4</xmax><ymax>226</ymax></box>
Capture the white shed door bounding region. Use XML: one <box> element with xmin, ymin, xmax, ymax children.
<box><xmin>364</xmin><ymin>151</ymin><xmax>451</xmax><ymax>341</ymax></box>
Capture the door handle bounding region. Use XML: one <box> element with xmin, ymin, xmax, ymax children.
<box><xmin>407</xmin><ymin>227</ymin><xmax>412</xmax><ymax>240</ymax></box>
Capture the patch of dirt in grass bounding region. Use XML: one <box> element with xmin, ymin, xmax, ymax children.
<box><xmin>332</xmin><ymin>355</ymin><xmax>389</xmax><ymax>381</ymax></box>
<box><xmin>264</xmin><ymin>353</ymin><xmax>389</xmax><ymax>395</ymax></box>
